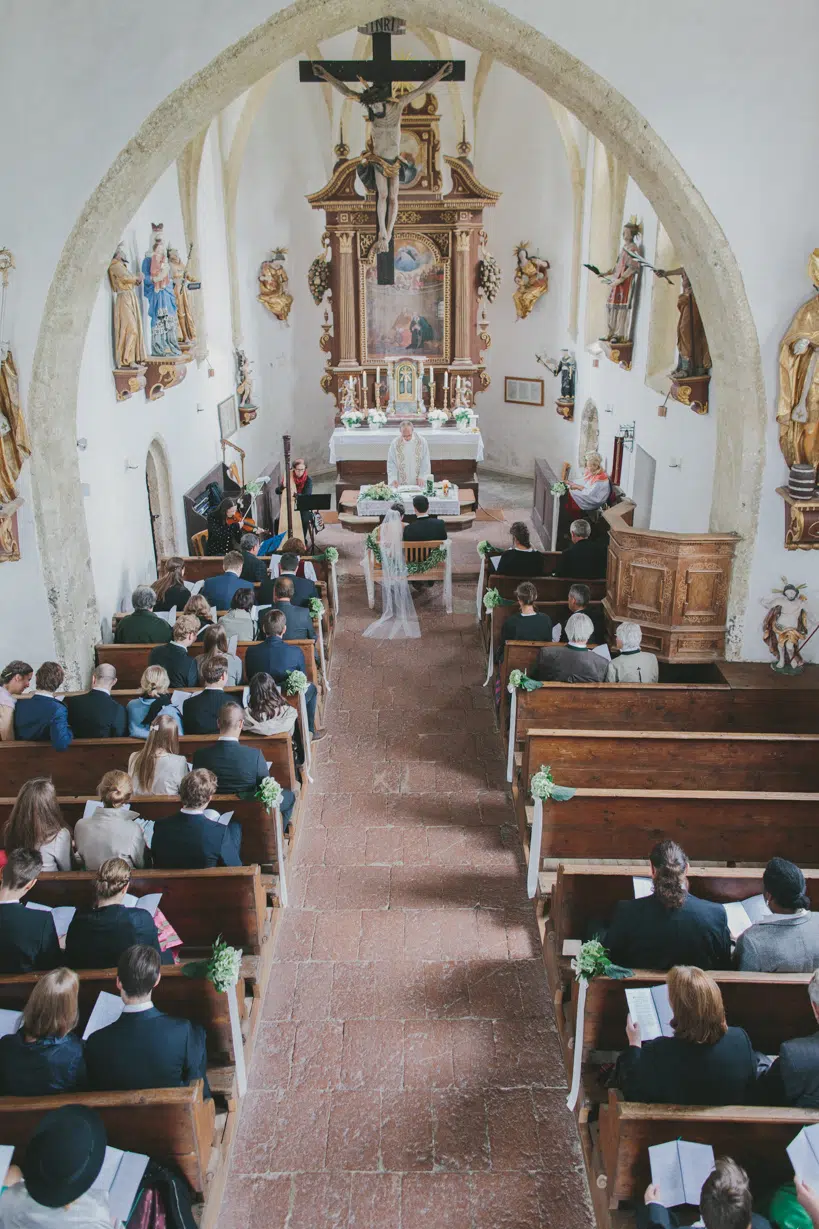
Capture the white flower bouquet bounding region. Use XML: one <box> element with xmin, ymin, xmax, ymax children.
<box><xmin>367</xmin><ymin>409</ymin><xmax>388</xmax><ymax>428</ymax></box>
<box><xmin>454</xmin><ymin>407</ymin><xmax>472</xmax><ymax>430</ymax></box>
<box><xmin>427</xmin><ymin>408</ymin><xmax>448</xmax><ymax>428</ymax></box>
<box><xmin>340</xmin><ymin>410</ymin><xmax>363</xmax><ymax>429</ymax></box>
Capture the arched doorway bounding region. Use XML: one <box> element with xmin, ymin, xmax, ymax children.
<box><xmin>145</xmin><ymin>438</ymin><xmax>177</xmax><ymax>569</ymax></box>
<box><xmin>24</xmin><ymin>0</ymin><xmax>767</xmax><ymax>682</ymax></box>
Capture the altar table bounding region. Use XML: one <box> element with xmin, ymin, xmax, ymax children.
<box><xmin>356</xmin><ymin>485</ymin><xmax>461</xmax><ymax>517</ymax></box>
<box><xmin>328</xmin><ymin>426</ymin><xmax>484</xmax><ymax>508</ymax></box>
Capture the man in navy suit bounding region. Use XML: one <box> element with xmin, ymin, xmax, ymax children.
<box><xmin>85</xmin><ymin>945</ymin><xmax>210</xmax><ymax>1097</ymax></box>
<box><xmin>276</xmin><ymin>552</ymin><xmax>319</xmax><ymax>607</ymax></box>
<box><xmin>258</xmin><ymin>577</ymin><xmax>316</xmax><ymax>643</ymax></box>
<box><xmin>190</xmin><ymin>707</ymin><xmax>296</xmax><ymax>830</ymax></box>
<box><xmin>201</xmin><ymin>550</ymin><xmax>254</xmax><ymax>611</ymax></box>
<box><xmin>152</xmin><ymin>766</ymin><xmax>246</xmax><ymax>866</ymax></box>
<box><xmin>181</xmin><ymin>655</ymin><xmax>229</xmax><ymax>735</ymax></box>
<box><xmin>149</xmin><ymin>615</ymin><xmax>200</xmax><ymax>687</ymax></box>
<box><xmin>239</xmin><ymin>532</ymin><xmax>268</xmax><ymax>583</ymax></box>
<box><xmin>0</xmin><ymin>849</ymin><xmax>60</xmax><ymax>973</ymax></box>
<box><xmin>13</xmin><ymin>662</ymin><xmax>73</xmax><ymax>750</ymax></box>
<box><xmin>64</xmin><ymin>663</ymin><xmax>127</xmax><ymax>739</ymax></box>
<box><xmin>245</xmin><ymin>610</ymin><xmax>322</xmax><ymax>737</ymax></box>
<box><xmin>403</xmin><ymin>494</ymin><xmax>448</xmax><ymax>542</ymax></box>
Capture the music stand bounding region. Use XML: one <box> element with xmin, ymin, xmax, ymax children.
<box><xmin>296</xmin><ymin>494</ymin><xmax>333</xmax><ymax>553</ymax></box>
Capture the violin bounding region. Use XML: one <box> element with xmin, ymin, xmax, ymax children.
<box><xmin>227</xmin><ymin>492</ymin><xmax>262</xmax><ymax>535</ymax></box>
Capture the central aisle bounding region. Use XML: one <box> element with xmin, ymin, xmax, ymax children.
<box><xmin>220</xmin><ymin>577</ymin><xmax>594</xmax><ymax>1228</ymax></box>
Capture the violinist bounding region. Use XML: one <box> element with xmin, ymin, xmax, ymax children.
<box><xmin>205</xmin><ymin>497</ymin><xmax>242</xmax><ymax>556</ymax></box>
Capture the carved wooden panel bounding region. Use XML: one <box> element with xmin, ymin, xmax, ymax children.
<box><xmin>627</xmin><ymin>562</ymin><xmax>667</xmax><ymax>618</ymax></box>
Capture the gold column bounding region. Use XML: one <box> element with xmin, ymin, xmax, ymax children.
<box><xmin>336</xmin><ymin>231</ymin><xmax>358</xmax><ymax>368</ymax></box>
<box><xmin>453</xmin><ymin>229</ymin><xmax>473</xmax><ymax>365</ymax></box>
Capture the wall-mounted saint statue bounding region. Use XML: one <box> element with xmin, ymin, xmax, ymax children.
<box><xmin>236</xmin><ymin>349</ymin><xmax>257</xmax><ymax>425</ymax></box>
<box><xmin>168</xmin><ymin>244</ymin><xmax>196</xmax><ymax>346</ymax></box>
<box><xmin>777</xmin><ymin>249</ymin><xmax>819</xmax><ymax>470</ymax></box>
<box><xmin>538</xmin><ymin>349</ymin><xmax>576</xmax><ymax>420</ymax></box>
<box><xmin>587</xmin><ymin>218</ymin><xmax>643</xmax><ymax>343</ymax></box>
<box><xmin>513</xmin><ymin>243</ymin><xmax>550</xmax><ymax>320</ymax></box>
<box><xmin>258</xmin><ymin>249</ymin><xmax>294</xmax><ymax>323</ymax></box>
<box><xmin>762</xmin><ymin>579</ymin><xmax>811</xmax><ymax>674</ymax></box>
<box><xmin>107</xmin><ymin>244</ymin><xmax>148</xmax><ymax>369</ymax></box>
<box><xmin>141</xmin><ymin>224</ymin><xmax>181</xmax><ymax>357</ymax></box>
<box><xmin>655</xmin><ymin>266</ymin><xmax>711</xmax><ymax>378</ymax></box>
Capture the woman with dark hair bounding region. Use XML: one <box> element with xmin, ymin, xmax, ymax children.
<box><xmin>152</xmin><ymin>556</ymin><xmax>189</xmax><ymax>612</ymax></box>
<box><xmin>603</xmin><ymin>839</ymin><xmax>732</xmax><ymax>970</ymax></box>
<box><xmin>734</xmin><ymin>857</ymin><xmax>819</xmax><ymax>972</ymax></box>
<box><xmin>205</xmin><ymin>496</ymin><xmax>241</xmax><ymax>556</ymax></box>
<box><xmin>219</xmin><ymin>586</ymin><xmax>256</xmax><ymax>642</ymax></box>
<box><xmin>494</xmin><ymin>521</ymin><xmax>547</xmax><ymax>577</ymax></box>
<box><xmin>0</xmin><ymin>968</ymin><xmax>87</xmax><ymax>1095</ymax></box>
<box><xmin>4</xmin><ymin>778</ymin><xmax>73</xmax><ymax>871</ymax></box>
<box><xmin>0</xmin><ymin>659</ymin><xmax>33</xmax><ymax>742</ymax></box>
<box><xmin>199</xmin><ymin>623</ymin><xmax>242</xmax><ymax>686</ymax></box>
<box><xmin>242</xmin><ymin>672</ymin><xmax>297</xmax><ymax>737</ymax></box>
<box><xmin>617</xmin><ymin>965</ymin><xmax>756</xmax><ymax>1105</ymax></box>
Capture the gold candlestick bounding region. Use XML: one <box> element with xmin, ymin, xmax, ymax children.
<box><xmin>362</xmin><ymin>379</ymin><xmax>368</xmax><ymax>411</ymax></box>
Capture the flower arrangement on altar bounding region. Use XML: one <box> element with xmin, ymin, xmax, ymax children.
<box><xmin>453</xmin><ymin>406</ymin><xmax>472</xmax><ymax>429</ymax></box>
<box><xmin>340</xmin><ymin>409</ymin><xmax>363</xmax><ymax>429</ymax></box>
<box><xmin>362</xmin><ymin>482</ymin><xmax>394</xmax><ymax>501</ymax></box>
<box><xmin>367</xmin><ymin>408</ymin><xmax>388</xmax><ymax>428</ymax></box>
<box><xmin>427</xmin><ymin>408</ymin><xmax>449</xmax><ymax>428</ymax></box>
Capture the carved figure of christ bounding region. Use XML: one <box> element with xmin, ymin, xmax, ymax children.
<box><xmin>312</xmin><ymin>62</ymin><xmax>453</xmax><ymax>253</ymax></box>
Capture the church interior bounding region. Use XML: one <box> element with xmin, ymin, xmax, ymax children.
<box><xmin>0</xmin><ymin>2</ymin><xmax>818</xmax><ymax>1226</ymax></box>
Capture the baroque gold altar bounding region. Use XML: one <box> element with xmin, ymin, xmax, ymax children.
<box><xmin>306</xmin><ymin>90</ymin><xmax>500</xmax><ymax>414</ymax></box>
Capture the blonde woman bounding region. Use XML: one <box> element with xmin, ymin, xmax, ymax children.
<box><xmin>127</xmin><ymin>714</ymin><xmax>186</xmax><ymax>795</ymax></box>
<box><xmin>0</xmin><ymin>968</ymin><xmax>86</xmax><ymax>1095</ymax></box>
<box><xmin>64</xmin><ymin>857</ymin><xmax>161</xmax><ymax>969</ymax></box>
<box><xmin>183</xmin><ymin>593</ymin><xmax>216</xmax><ymax>640</ymax></box>
<box><xmin>4</xmin><ymin>778</ymin><xmax>73</xmax><ymax>871</ymax></box>
<box><xmin>126</xmin><ymin>665</ymin><xmax>182</xmax><ymax>739</ymax></box>
<box><xmin>74</xmin><ymin>770</ymin><xmax>147</xmax><ymax>870</ymax></box>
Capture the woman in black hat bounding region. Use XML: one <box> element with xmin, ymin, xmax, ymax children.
<box><xmin>734</xmin><ymin>856</ymin><xmax>819</xmax><ymax>972</ymax></box>
<box><xmin>0</xmin><ymin>1104</ymin><xmax>109</xmax><ymax>1223</ymax></box>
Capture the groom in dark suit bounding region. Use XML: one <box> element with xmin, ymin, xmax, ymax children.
<box><xmin>403</xmin><ymin>494</ymin><xmax>448</xmax><ymax>542</ymax></box>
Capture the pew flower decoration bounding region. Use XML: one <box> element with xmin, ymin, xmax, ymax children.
<box><xmin>477</xmin><ymin>540</ymin><xmax>494</xmax><ymax>558</ymax></box>
<box><xmin>530</xmin><ymin>764</ymin><xmax>576</xmax><ymax>803</ymax></box>
<box><xmin>551</xmin><ymin>480</ymin><xmax>568</xmax><ymax>496</ymax></box>
<box><xmin>182</xmin><ymin>935</ymin><xmax>242</xmax><ymax>992</ymax></box>
<box><xmin>308</xmin><ymin>597</ymin><xmax>325</xmax><ymax>619</ymax></box>
<box><xmin>255</xmin><ymin>775</ymin><xmax>284</xmax><ymax>813</ymax></box>
<box><xmin>508</xmin><ymin>669</ymin><xmax>543</xmax><ymax>692</ymax></box>
<box><xmin>526</xmin><ymin>765</ymin><xmax>576</xmax><ymax>898</ymax></box>
<box><xmin>483</xmin><ymin>587</ymin><xmax>503</xmax><ymax>611</ymax></box>
<box><xmin>284</xmin><ymin>669</ymin><xmax>308</xmax><ymax>696</ymax></box>
<box><xmin>322</xmin><ymin>546</ymin><xmax>339</xmax><ymax>564</ymax></box>
<box><xmin>571</xmin><ymin>939</ymin><xmax>632</xmax><ymax>984</ymax></box>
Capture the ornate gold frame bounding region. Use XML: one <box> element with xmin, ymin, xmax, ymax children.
<box><xmin>359</xmin><ymin>231</ymin><xmax>451</xmax><ymax>365</ymax></box>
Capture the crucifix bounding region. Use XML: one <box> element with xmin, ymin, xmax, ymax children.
<box><xmin>300</xmin><ymin>17</ymin><xmax>465</xmax><ymax>284</ymax></box>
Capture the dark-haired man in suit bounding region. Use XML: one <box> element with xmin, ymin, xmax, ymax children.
<box><xmin>403</xmin><ymin>494</ymin><xmax>448</xmax><ymax>542</ymax></box>
<box><xmin>149</xmin><ymin>615</ymin><xmax>200</xmax><ymax>688</ymax></box>
<box><xmin>64</xmin><ymin>664</ymin><xmax>127</xmax><ymax>739</ymax></box>
<box><xmin>0</xmin><ymin>850</ymin><xmax>60</xmax><ymax>973</ymax></box>
<box><xmin>553</xmin><ymin>518</ymin><xmax>608</xmax><ymax>580</ymax></box>
<box><xmin>258</xmin><ymin>577</ymin><xmax>316</xmax><ymax>643</ymax></box>
<box><xmin>181</xmin><ymin>655</ymin><xmax>229</xmax><ymax>735</ymax></box>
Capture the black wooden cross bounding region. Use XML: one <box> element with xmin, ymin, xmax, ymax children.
<box><xmin>300</xmin><ymin>17</ymin><xmax>465</xmax><ymax>284</ymax></box>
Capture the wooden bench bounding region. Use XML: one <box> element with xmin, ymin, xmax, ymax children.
<box><xmin>597</xmin><ymin>1089</ymin><xmax>819</xmax><ymax>1208</ymax></box>
<box><xmin>111</xmin><ymin>607</ymin><xmax>332</xmax><ymax>654</ymax></box>
<box><xmin>366</xmin><ymin>539</ymin><xmax>449</xmax><ymax>600</ymax></box>
<box><xmin>0</xmin><ymin>733</ymin><xmax>297</xmax><ymax>796</ymax></box>
<box><xmin>491</xmin><ymin>601</ymin><xmax>604</xmax><ymax>656</ymax></box>
<box><xmin>0</xmin><ymin>1082</ymin><xmax>215</xmax><ymax>1194</ymax></box>
<box><xmin>95</xmin><ymin>640</ymin><xmax>320</xmax><ymax>690</ymax></box>
<box><xmin>166</xmin><ymin>551</ymin><xmax>333</xmax><ymax>591</ymax></box>
<box><xmin>478</xmin><ymin>554</ymin><xmax>561</xmax><ymax>608</ymax></box>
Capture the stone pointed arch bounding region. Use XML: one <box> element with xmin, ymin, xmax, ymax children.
<box><xmin>26</xmin><ymin>0</ymin><xmax>765</xmax><ymax>680</ymax></box>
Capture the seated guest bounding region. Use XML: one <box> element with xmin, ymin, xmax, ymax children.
<box><xmin>530</xmin><ymin>612</ymin><xmax>608</xmax><ymax>682</ymax></box>
<box><xmin>219</xmin><ymin>585</ymin><xmax>257</xmax><ymax>642</ymax></box>
<box><xmin>556</xmin><ymin>582</ymin><xmax>605</xmax><ymax>647</ymax></box>
<box><xmin>0</xmin><ymin>1104</ymin><xmax>113</xmax><ymax>1226</ymax></box>
<box><xmin>638</xmin><ymin>1156</ymin><xmax>778</xmax><ymax>1229</ymax></box>
<box><xmin>758</xmin><ymin>969</ymin><xmax>819</xmax><ymax>1108</ymax></box>
<box><xmin>276</xmin><ymin>537</ymin><xmax>318</xmax><ymax>581</ymax></box>
<box><xmin>566</xmin><ymin>450</ymin><xmax>611</xmax><ymax>514</ymax></box>
<box><xmin>0</xmin><ymin>968</ymin><xmax>87</xmax><ymax>1095</ymax></box>
<box><xmin>5</xmin><ymin>778</ymin><xmax>73</xmax><ymax>871</ymax></box>
<box><xmin>260</xmin><ymin>576</ymin><xmax>316</xmax><ymax>642</ymax></box>
<box><xmin>151</xmin><ymin>768</ymin><xmax>243</xmax><ymax>868</ymax></box>
<box><xmin>607</xmin><ymin>620</ymin><xmax>659</xmax><ymax>683</ymax></box>
<box><xmin>734</xmin><ymin>857</ymin><xmax>819</xmax><ymax>972</ymax></box>
<box><xmin>205</xmin><ymin>495</ymin><xmax>242</xmax><ymax>556</ymax></box>
<box><xmin>0</xmin><ymin>659</ymin><xmax>33</xmax><ymax>742</ymax></box>
<box><xmin>199</xmin><ymin>622</ymin><xmax>242</xmax><ymax>686</ymax></box>
<box><xmin>240</xmin><ymin>531</ymin><xmax>268</xmax><ymax>582</ymax></box>
<box><xmin>151</xmin><ymin>554</ymin><xmax>190</xmax><ymax>613</ymax></box>
<box><xmin>403</xmin><ymin>493</ymin><xmax>448</xmax><ymax>542</ymax></box>
<box><xmin>243</xmin><ymin>673</ymin><xmax>301</xmax><ymax>799</ymax></box>
<box><xmin>201</xmin><ymin>550</ymin><xmax>254</xmax><ymax>611</ymax></box>
<box><xmin>85</xmin><ymin>944</ymin><xmax>209</xmax><ymax>1095</ymax></box>
<box><xmin>499</xmin><ymin>582</ymin><xmax>554</xmax><ymax>660</ymax></box>
<box><xmin>276</xmin><ymin>550</ymin><xmax>319</xmax><ymax>606</ymax></box>
<box><xmin>246</xmin><ymin>610</ymin><xmax>323</xmax><ymax>737</ymax></box>
<box><xmin>183</xmin><ymin>593</ymin><xmax>217</xmax><ymax>641</ymax></box>
<box><xmin>492</xmin><ymin>521</ymin><xmax>547</xmax><ymax>577</ymax></box>
<box><xmin>0</xmin><ymin>850</ymin><xmax>60</xmax><ymax>973</ymax></box>
<box><xmin>114</xmin><ymin>584</ymin><xmax>173</xmax><ymax>644</ymax></box>
<box><xmin>127</xmin><ymin>713</ymin><xmax>187</xmax><ymax>795</ymax></box>
<box><xmin>75</xmin><ymin>771</ymin><xmax>147</xmax><ymax>870</ymax></box>
<box><xmin>149</xmin><ymin>613</ymin><xmax>200</xmax><ymax>686</ymax></box>
<box><xmin>183</xmin><ymin>655</ymin><xmax>229</xmax><ymax>734</ymax></box>
<box><xmin>64</xmin><ymin>663</ymin><xmax>127</xmax><ymax>738</ymax></box>
<box><xmin>65</xmin><ymin>857</ymin><xmax>161</xmax><ymax>969</ymax></box>
<box><xmin>13</xmin><ymin>661</ymin><xmax>73</xmax><ymax>750</ymax></box>
<box><xmin>617</xmin><ymin>965</ymin><xmax>757</xmax><ymax>1105</ymax></box>
<box><xmin>126</xmin><ymin>664</ymin><xmax>182</xmax><ymax>738</ymax></box>
<box><xmin>553</xmin><ymin>518</ymin><xmax>607</xmax><ymax>579</ymax></box>
<box><xmin>191</xmin><ymin>702</ymin><xmax>270</xmax><ymax>794</ymax></box>
<box><xmin>603</xmin><ymin>839</ymin><xmax>732</xmax><ymax>970</ymax></box>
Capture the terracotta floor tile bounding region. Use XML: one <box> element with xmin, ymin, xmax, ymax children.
<box><xmin>248</xmin><ymin>1020</ymin><xmax>296</xmax><ymax>1091</ymax></box>
<box><xmin>486</xmin><ymin>1088</ymin><xmax>542</xmax><ymax>1171</ymax></box>
<box><xmin>438</xmin><ymin>908</ymin><xmax>481</xmax><ymax>960</ymax></box>
<box><xmin>380</xmin><ymin>1090</ymin><xmax>435</xmax><ymax>1171</ymax></box>
<box><xmin>263</xmin><ymin>961</ymin><xmax>298</xmax><ymax>1020</ymax></box>
<box><xmin>268</xmin><ymin>1089</ymin><xmax>331</xmax><ymax>1172</ymax></box>
<box><xmin>340</xmin><ymin>1018</ymin><xmax>404</xmax><ymax>1090</ymax></box>
<box><xmin>289</xmin><ymin>1173</ymin><xmax>351</xmax><ymax>1229</ymax></box>
<box><xmin>292</xmin><ymin>961</ymin><xmax>334</xmax><ymax>1020</ymax></box>
<box><xmin>401</xmin><ymin>1173</ymin><xmax>473</xmax><ymax>1229</ymax></box>
<box><xmin>373</xmin><ymin>959</ymin><xmax>428</xmax><ymax>1020</ymax></box>
<box><xmin>403</xmin><ymin>909</ymin><xmax>444</xmax><ymax>960</ymax></box>
<box><xmin>404</xmin><ymin>1020</ymin><xmax>455</xmax><ymax>1089</ymax></box>
<box><xmin>348</xmin><ymin>1173</ymin><xmax>401</xmax><ymax>1228</ymax></box>
<box><xmin>325</xmin><ymin>1089</ymin><xmax>382</xmax><ymax>1170</ymax></box>
<box><xmin>470</xmin><ymin>1173</ymin><xmax>543</xmax><ymax>1229</ymax></box>
<box><xmin>290</xmin><ymin>1020</ymin><xmax>344</xmax><ymax>1091</ymax></box>
<box><xmin>423</xmin><ymin>961</ymin><xmax>471</xmax><ymax>1019</ymax></box>
<box><xmin>433</xmin><ymin>1087</ymin><xmax>490</xmax><ymax>1171</ymax></box>
<box><xmin>359</xmin><ymin>907</ymin><xmax>405</xmax><ymax>959</ymax></box>
<box><xmin>467</xmin><ymin>961</ymin><xmax>523</xmax><ymax>1018</ymax></box>
<box><xmin>323</xmin><ymin>826</ymin><xmax>368</xmax><ymax>866</ymax></box>
<box><xmin>330</xmin><ymin>960</ymin><xmax>376</xmax><ymax>1019</ymax></box>
<box><xmin>492</xmin><ymin>1020</ymin><xmax>564</xmax><ymax>1087</ymax></box>
<box><xmin>364</xmin><ymin>825</ymin><xmax>404</xmax><ymax>865</ymax></box>
<box><xmin>450</xmin><ymin>1019</ymin><xmax>497</xmax><ymax>1086</ymax></box>
<box><xmin>342</xmin><ymin>865</ymin><xmax>392</xmax><ymax>909</ymax></box>
<box><xmin>303</xmin><ymin>865</ymin><xmax>341</xmax><ymax>910</ymax></box>
<box><xmin>311</xmin><ymin>909</ymin><xmax>361</xmax><ymax>961</ymax></box>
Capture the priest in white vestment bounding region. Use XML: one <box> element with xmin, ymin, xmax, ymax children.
<box><xmin>387</xmin><ymin>421</ymin><xmax>431</xmax><ymax>487</ymax></box>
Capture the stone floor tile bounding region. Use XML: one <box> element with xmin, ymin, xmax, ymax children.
<box><xmin>288</xmin><ymin>1172</ymin><xmax>352</xmax><ymax>1229</ymax></box>
<box><xmin>359</xmin><ymin>907</ymin><xmax>405</xmax><ymax>959</ymax></box>
<box><xmin>492</xmin><ymin>1020</ymin><xmax>564</xmax><ymax>1087</ymax></box>
<box><xmin>404</xmin><ymin>1020</ymin><xmax>455</xmax><ymax>1089</ymax></box>
<box><xmin>450</xmin><ymin>1019</ymin><xmax>497</xmax><ymax>1086</ymax></box>
<box><xmin>373</xmin><ymin>959</ymin><xmax>428</xmax><ymax>1020</ymax></box>
<box><xmin>423</xmin><ymin>961</ymin><xmax>471</xmax><ymax>1019</ymax></box>
<box><xmin>267</xmin><ymin>1089</ymin><xmax>331</xmax><ymax>1172</ymax></box>
<box><xmin>467</xmin><ymin>961</ymin><xmax>523</xmax><ymax>1018</ymax></box>
<box><xmin>248</xmin><ymin>1020</ymin><xmax>296</xmax><ymax>1091</ymax></box>
<box><xmin>292</xmin><ymin>961</ymin><xmax>334</xmax><ymax>1020</ymax></box>
<box><xmin>364</xmin><ymin>825</ymin><xmax>404</xmax><ymax>865</ymax></box>
<box><xmin>325</xmin><ymin>1089</ymin><xmax>382</xmax><ymax>1170</ymax></box>
<box><xmin>348</xmin><ymin>1173</ymin><xmax>402</xmax><ymax>1228</ymax></box>
<box><xmin>323</xmin><ymin>826</ymin><xmax>368</xmax><ymax>866</ymax></box>
<box><xmin>438</xmin><ymin>907</ymin><xmax>481</xmax><ymax>961</ymax></box>
<box><xmin>433</xmin><ymin>1087</ymin><xmax>490</xmax><ymax>1171</ymax></box>
<box><xmin>263</xmin><ymin>961</ymin><xmax>298</xmax><ymax>1020</ymax></box>
<box><xmin>230</xmin><ymin>1089</ymin><xmax>280</xmax><ymax>1173</ymax></box>
<box><xmin>401</xmin><ymin>1173</ymin><xmax>473</xmax><ymax>1229</ymax></box>
<box><xmin>486</xmin><ymin>1088</ymin><xmax>542</xmax><ymax>1171</ymax></box>
<box><xmin>470</xmin><ymin>1172</ymin><xmax>543</xmax><ymax>1229</ymax></box>
<box><xmin>380</xmin><ymin>1090</ymin><xmax>435</xmax><ymax>1171</ymax></box>
<box><xmin>342</xmin><ymin>864</ymin><xmax>392</xmax><ymax>909</ymax></box>
<box><xmin>330</xmin><ymin>960</ymin><xmax>376</xmax><ymax>1019</ymax></box>
<box><xmin>475</xmin><ymin>907</ymin><xmax>511</xmax><ymax>961</ymax></box>
<box><xmin>403</xmin><ymin>909</ymin><xmax>444</xmax><ymax>960</ymax></box>
<box><xmin>311</xmin><ymin>908</ymin><xmax>361</xmax><ymax>961</ymax></box>
<box><xmin>303</xmin><ymin>865</ymin><xmax>340</xmax><ymax>910</ymax></box>
<box><xmin>290</xmin><ymin>1020</ymin><xmax>344</xmax><ymax>1091</ymax></box>
<box><xmin>340</xmin><ymin>1018</ymin><xmax>404</xmax><ymax>1091</ymax></box>
<box><xmin>223</xmin><ymin>1175</ymin><xmax>292</xmax><ymax>1229</ymax></box>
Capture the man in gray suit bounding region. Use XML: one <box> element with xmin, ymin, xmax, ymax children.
<box><xmin>530</xmin><ymin>612</ymin><xmax>608</xmax><ymax>683</ymax></box>
<box><xmin>759</xmin><ymin>968</ymin><xmax>819</xmax><ymax>1108</ymax></box>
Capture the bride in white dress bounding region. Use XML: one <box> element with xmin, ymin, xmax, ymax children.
<box><xmin>363</xmin><ymin>507</ymin><xmax>421</xmax><ymax>639</ymax></box>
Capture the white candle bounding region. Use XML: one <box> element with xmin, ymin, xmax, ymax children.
<box><xmin>376</xmin><ymin>367</ymin><xmax>380</xmax><ymax>384</ymax></box>
<box><xmin>444</xmin><ymin>370</ymin><xmax>449</xmax><ymax>389</ymax></box>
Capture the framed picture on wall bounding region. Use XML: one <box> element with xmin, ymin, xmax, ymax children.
<box><xmin>218</xmin><ymin>394</ymin><xmax>239</xmax><ymax>440</ymax></box>
<box><xmin>504</xmin><ymin>377</ymin><xmax>544</xmax><ymax>407</ymax></box>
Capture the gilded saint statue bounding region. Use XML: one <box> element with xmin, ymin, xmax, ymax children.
<box><xmin>168</xmin><ymin>246</ymin><xmax>196</xmax><ymax>346</ymax></box>
<box><xmin>258</xmin><ymin>251</ymin><xmax>294</xmax><ymax>323</ymax></box>
<box><xmin>0</xmin><ymin>350</ymin><xmax>31</xmax><ymax>506</ymax></box>
<box><xmin>655</xmin><ymin>267</ymin><xmax>711</xmax><ymax>378</ymax></box>
<box><xmin>107</xmin><ymin>244</ymin><xmax>148</xmax><ymax>369</ymax></box>
<box><xmin>776</xmin><ymin>249</ymin><xmax>819</xmax><ymax>469</ymax></box>
<box><xmin>512</xmin><ymin>243</ymin><xmax>550</xmax><ymax>321</ymax></box>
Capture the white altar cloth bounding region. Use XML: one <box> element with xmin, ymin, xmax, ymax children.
<box><xmin>356</xmin><ymin>485</ymin><xmax>461</xmax><ymax>517</ymax></box>
<box><xmin>329</xmin><ymin>426</ymin><xmax>484</xmax><ymax>466</ymax></box>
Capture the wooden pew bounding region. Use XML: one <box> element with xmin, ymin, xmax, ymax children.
<box><xmin>0</xmin><ymin>796</ymin><xmax>286</xmax><ymax>874</ymax></box>
<box><xmin>478</xmin><ymin>552</ymin><xmax>562</xmax><ymax>608</ymax></box>
<box><xmin>597</xmin><ymin>1089</ymin><xmax>819</xmax><ymax>1208</ymax></box>
<box><xmin>519</xmin><ymin>729</ymin><xmax>819</xmax><ymax>795</ymax></box>
<box><xmin>166</xmin><ymin>551</ymin><xmax>333</xmax><ymax>591</ymax></box>
<box><xmin>545</xmin><ymin>864</ymin><xmax>819</xmax><ymax>990</ymax></box>
<box><xmin>491</xmin><ymin>601</ymin><xmax>604</xmax><ymax>656</ymax></box>
<box><xmin>0</xmin><ymin>733</ymin><xmax>297</xmax><ymax>796</ymax></box>
<box><xmin>0</xmin><ymin>1083</ymin><xmax>215</xmax><ymax>1194</ymax></box>
<box><xmin>95</xmin><ymin>640</ymin><xmax>319</xmax><ymax>690</ymax></box>
<box><xmin>524</xmin><ymin>786</ymin><xmax>819</xmax><ymax>868</ymax></box>
<box><xmin>111</xmin><ymin>606</ymin><xmax>332</xmax><ymax>653</ymax></box>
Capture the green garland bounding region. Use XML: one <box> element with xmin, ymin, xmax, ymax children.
<box><xmin>366</xmin><ymin>532</ymin><xmax>447</xmax><ymax>575</ymax></box>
